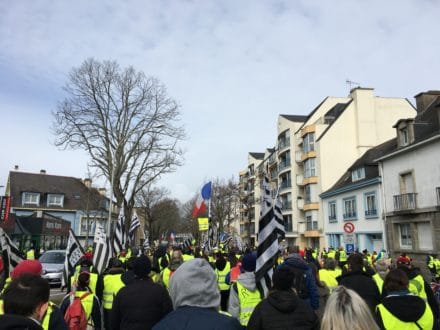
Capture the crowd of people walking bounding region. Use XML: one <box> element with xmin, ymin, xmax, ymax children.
<box><xmin>0</xmin><ymin>244</ymin><xmax>439</xmax><ymax>329</ymax></box>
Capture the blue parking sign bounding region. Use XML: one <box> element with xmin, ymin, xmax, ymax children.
<box><xmin>346</xmin><ymin>244</ymin><xmax>354</xmax><ymax>253</ymax></box>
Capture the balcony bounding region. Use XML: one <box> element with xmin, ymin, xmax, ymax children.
<box><xmin>297</xmin><ymin>198</ymin><xmax>304</xmax><ymax>210</ymax></box>
<box><xmin>306</xmin><ymin>221</ymin><xmax>318</xmax><ymax>231</ymax></box>
<box><xmin>393</xmin><ymin>193</ymin><xmax>417</xmax><ymax>212</ymax></box>
<box><xmin>365</xmin><ymin>209</ymin><xmax>377</xmax><ymax>217</ymax></box>
<box><xmin>295</xmin><ymin>151</ymin><xmax>303</xmax><ymax>163</ymax></box>
<box><xmin>296</xmin><ymin>174</ymin><xmax>304</xmax><ymax>186</ymax></box>
<box><xmin>278</xmin><ymin>138</ymin><xmax>290</xmax><ymax>152</ymax></box>
<box><xmin>281</xmin><ymin>201</ymin><xmax>292</xmax><ymax>210</ymax></box>
<box><xmin>270</xmin><ymin>169</ymin><xmax>278</xmax><ymax>180</ymax></box>
<box><xmin>278</xmin><ymin>160</ymin><xmax>291</xmax><ymax>172</ymax></box>
<box><xmin>279</xmin><ymin>180</ymin><xmax>292</xmax><ymax>190</ymax></box>
<box><xmin>343</xmin><ymin>212</ymin><xmax>357</xmax><ymax>220</ymax></box>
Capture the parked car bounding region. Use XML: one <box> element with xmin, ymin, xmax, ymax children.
<box><xmin>39</xmin><ymin>250</ymin><xmax>65</xmax><ymax>286</ymax></box>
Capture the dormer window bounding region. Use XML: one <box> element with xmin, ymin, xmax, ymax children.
<box><xmin>399</xmin><ymin>127</ymin><xmax>409</xmax><ymax>146</ymax></box>
<box><xmin>47</xmin><ymin>194</ymin><xmax>64</xmax><ymax>207</ymax></box>
<box><xmin>22</xmin><ymin>192</ymin><xmax>40</xmax><ymax>206</ymax></box>
<box><xmin>394</xmin><ymin>119</ymin><xmax>414</xmax><ymax>148</ymax></box>
<box><xmin>351</xmin><ymin>167</ymin><xmax>365</xmax><ymax>182</ymax></box>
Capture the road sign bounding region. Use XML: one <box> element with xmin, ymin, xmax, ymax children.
<box><xmin>343</xmin><ymin>222</ymin><xmax>355</xmax><ymax>234</ymax></box>
<box><xmin>346</xmin><ymin>243</ymin><xmax>355</xmax><ymax>253</ymax></box>
<box><xmin>343</xmin><ymin>233</ymin><xmax>356</xmax><ymax>244</ymax></box>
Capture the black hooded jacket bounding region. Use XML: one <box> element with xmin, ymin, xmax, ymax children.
<box><xmin>375</xmin><ymin>292</ymin><xmax>439</xmax><ymax>330</ymax></box>
<box><xmin>247</xmin><ymin>290</ymin><xmax>319</xmax><ymax>330</ymax></box>
<box><xmin>0</xmin><ymin>314</ymin><xmax>43</xmax><ymax>330</ymax></box>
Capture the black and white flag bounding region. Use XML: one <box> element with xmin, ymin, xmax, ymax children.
<box><xmin>62</xmin><ymin>229</ymin><xmax>85</xmax><ymax>288</ymax></box>
<box><xmin>0</xmin><ymin>227</ymin><xmax>24</xmax><ymax>275</ymax></box>
<box><xmin>128</xmin><ymin>211</ymin><xmax>140</xmax><ymax>243</ymax></box>
<box><xmin>92</xmin><ymin>223</ymin><xmax>112</xmax><ymax>274</ymax></box>
<box><xmin>112</xmin><ymin>206</ymin><xmax>126</xmax><ymax>255</ymax></box>
<box><xmin>255</xmin><ymin>174</ymin><xmax>285</xmax><ymax>297</ymax></box>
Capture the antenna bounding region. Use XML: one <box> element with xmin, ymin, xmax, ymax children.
<box><xmin>346</xmin><ymin>79</ymin><xmax>360</xmax><ymax>91</ymax></box>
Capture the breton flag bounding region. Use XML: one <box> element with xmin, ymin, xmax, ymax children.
<box><xmin>112</xmin><ymin>206</ymin><xmax>126</xmax><ymax>255</ymax></box>
<box><xmin>255</xmin><ymin>173</ymin><xmax>285</xmax><ymax>297</ymax></box>
<box><xmin>128</xmin><ymin>211</ymin><xmax>140</xmax><ymax>243</ymax></box>
<box><xmin>62</xmin><ymin>229</ymin><xmax>85</xmax><ymax>288</ymax></box>
<box><xmin>192</xmin><ymin>181</ymin><xmax>212</xmax><ymax>218</ymax></box>
<box><xmin>0</xmin><ymin>227</ymin><xmax>24</xmax><ymax>275</ymax></box>
<box><xmin>92</xmin><ymin>223</ymin><xmax>112</xmax><ymax>274</ymax></box>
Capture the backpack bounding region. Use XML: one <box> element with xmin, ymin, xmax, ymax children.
<box><xmin>64</xmin><ymin>292</ymin><xmax>91</xmax><ymax>330</ymax></box>
<box><xmin>290</xmin><ymin>268</ymin><xmax>309</xmax><ymax>299</ymax></box>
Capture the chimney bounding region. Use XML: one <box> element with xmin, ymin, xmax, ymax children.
<box><xmin>14</xmin><ymin>165</ymin><xmax>19</xmax><ymax>170</ymax></box>
<box><xmin>414</xmin><ymin>90</ymin><xmax>440</xmax><ymax>112</ymax></box>
<box><xmin>40</xmin><ymin>169</ymin><xmax>46</xmax><ymax>174</ymax></box>
<box><xmin>98</xmin><ymin>188</ymin><xmax>107</xmax><ymax>196</ymax></box>
<box><xmin>84</xmin><ymin>178</ymin><xmax>92</xmax><ymax>188</ymax></box>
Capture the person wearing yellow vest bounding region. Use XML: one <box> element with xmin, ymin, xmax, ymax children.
<box><xmin>327</xmin><ymin>247</ymin><xmax>336</xmax><ymax>260</ymax></box>
<box><xmin>60</xmin><ymin>272</ymin><xmax>101</xmax><ymax>329</ymax></box>
<box><xmin>160</xmin><ymin>250</ymin><xmax>183</xmax><ymax>289</ymax></box>
<box><xmin>376</xmin><ymin>268</ymin><xmax>437</xmax><ymax>330</ymax></box>
<box><xmin>427</xmin><ymin>254</ymin><xmax>437</xmax><ymax>278</ymax></box>
<box><xmin>215</xmin><ymin>253</ymin><xmax>231</xmax><ymax>311</ymax></box>
<box><xmin>228</xmin><ymin>253</ymin><xmax>262</xmax><ymax>326</ymax></box>
<box><xmin>0</xmin><ymin>273</ymin><xmax>50</xmax><ymax>330</ymax></box>
<box><xmin>26</xmin><ymin>247</ymin><xmax>36</xmax><ymax>260</ymax></box>
<box><xmin>69</xmin><ymin>258</ymin><xmax>99</xmax><ymax>297</ymax></box>
<box><xmin>101</xmin><ymin>259</ymin><xmax>125</xmax><ymax>330</ymax></box>
<box><xmin>319</xmin><ymin>258</ymin><xmax>340</xmax><ymax>292</ymax></box>
<box><xmin>372</xmin><ymin>259</ymin><xmax>390</xmax><ymax>295</ymax></box>
<box><xmin>1</xmin><ymin>259</ymin><xmax>68</xmax><ymax>330</ymax></box>
<box><xmin>337</xmin><ymin>246</ymin><xmax>347</xmax><ymax>268</ymax></box>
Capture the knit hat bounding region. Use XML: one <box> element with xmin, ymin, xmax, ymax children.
<box><xmin>169</xmin><ymin>258</ymin><xmax>220</xmax><ymax>309</ymax></box>
<box><xmin>11</xmin><ymin>260</ymin><xmax>43</xmax><ymax>279</ymax></box>
<box><xmin>133</xmin><ymin>255</ymin><xmax>151</xmax><ymax>278</ymax></box>
<box><xmin>272</xmin><ymin>265</ymin><xmax>295</xmax><ymax>291</ymax></box>
<box><xmin>241</xmin><ymin>253</ymin><xmax>257</xmax><ymax>272</ymax></box>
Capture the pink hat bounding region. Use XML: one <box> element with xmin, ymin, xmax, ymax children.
<box><xmin>11</xmin><ymin>260</ymin><xmax>43</xmax><ymax>279</ymax></box>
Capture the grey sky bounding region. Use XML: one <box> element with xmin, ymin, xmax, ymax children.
<box><xmin>1</xmin><ymin>1</ymin><xmax>439</xmax><ymax>202</ymax></box>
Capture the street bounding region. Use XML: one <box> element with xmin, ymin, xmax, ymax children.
<box><xmin>50</xmin><ymin>286</ymin><xmax>65</xmax><ymax>305</ymax></box>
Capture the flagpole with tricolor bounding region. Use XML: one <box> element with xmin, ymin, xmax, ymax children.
<box><xmin>192</xmin><ymin>181</ymin><xmax>212</xmax><ymax>250</ymax></box>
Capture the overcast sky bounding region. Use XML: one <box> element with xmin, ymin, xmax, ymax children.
<box><xmin>1</xmin><ymin>1</ymin><xmax>439</xmax><ymax>202</ymax></box>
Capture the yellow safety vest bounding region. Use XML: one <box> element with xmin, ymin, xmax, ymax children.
<box><xmin>372</xmin><ymin>273</ymin><xmax>384</xmax><ymax>294</ymax></box>
<box><xmin>26</xmin><ymin>249</ymin><xmax>35</xmax><ymax>260</ymax></box>
<box><xmin>327</xmin><ymin>251</ymin><xmax>336</xmax><ymax>259</ymax></box>
<box><xmin>408</xmin><ymin>275</ymin><xmax>427</xmax><ymax>300</ymax></box>
<box><xmin>216</xmin><ymin>262</ymin><xmax>231</xmax><ymax>291</ymax></box>
<box><xmin>435</xmin><ymin>259</ymin><xmax>440</xmax><ymax>277</ymax></box>
<box><xmin>70</xmin><ymin>272</ymin><xmax>98</xmax><ymax>293</ymax></box>
<box><xmin>74</xmin><ymin>290</ymin><xmax>95</xmax><ymax>326</ymax></box>
<box><xmin>158</xmin><ymin>255</ymin><xmax>169</xmax><ymax>272</ymax></box>
<box><xmin>319</xmin><ymin>269</ymin><xmax>339</xmax><ymax>290</ymax></box>
<box><xmin>427</xmin><ymin>256</ymin><xmax>435</xmax><ymax>270</ymax></box>
<box><xmin>339</xmin><ymin>250</ymin><xmax>347</xmax><ymax>262</ymax></box>
<box><xmin>236</xmin><ymin>282</ymin><xmax>261</xmax><ymax>326</ymax></box>
<box><xmin>182</xmin><ymin>254</ymin><xmax>194</xmax><ymax>262</ymax></box>
<box><xmin>103</xmin><ymin>274</ymin><xmax>125</xmax><ymax>310</ymax></box>
<box><xmin>41</xmin><ymin>301</ymin><xmax>56</xmax><ymax>330</ymax></box>
<box><xmin>377</xmin><ymin>302</ymin><xmax>433</xmax><ymax>330</ymax></box>
<box><xmin>162</xmin><ymin>268</ymin><xmax>172</xmax><ymax>289</ymax></box>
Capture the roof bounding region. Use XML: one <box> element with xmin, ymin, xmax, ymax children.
<box><xmin>8</xmin><ymin>171</ymin><xmax>109</xmax><ymax>211</ymax></box>
<box><xmin>279</xmin><ymin>114</ymin><xmax>308</xmax><ymax>122</ymax></box>
<box><xmin>316</xmin><ymin>101</ymin><xmax>352</xmax><ymax>142</ymax></box>
<box><xmin>321</xmin><ymin>139</ymin><xmax>396</xmax><ymax>197</ymax></box>
<box><xmin>249</xmin><ymin>152</ymin><xmax>265</xmax><ymax>160</ymax></box>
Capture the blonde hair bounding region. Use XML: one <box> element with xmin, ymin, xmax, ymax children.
<box><xmin>321</xmin><ymin>286</ymin><xmax>379</xmax><ymax>330</ymax></box>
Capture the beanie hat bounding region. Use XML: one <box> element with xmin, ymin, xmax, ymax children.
<box><xmin>273</xmin><ymin>265</ymin><xmax>295</xmax><ymax>291</ymax></box>
<box><xmin>133</xmin><ymin>255</ymin><xmax>151</xmax><ymax>278</ymax></box>
<box><xmin>11</xmin><ymin>260</ymin><xmax>43</xmax><ymax>279</ymax></box>
<box><xmin>241</xmin><ymin>253</ymin><xmax>257</xmax><ymax>272</ymax></box>
<box><xmin>169</xmin><ymin>258</ymin><xmax>220</xmax><ymax>309</ymax></box>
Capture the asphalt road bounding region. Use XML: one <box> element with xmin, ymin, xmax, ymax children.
<box><xmin>50</xmin><ymin>286</ymin><xmax>66</xmax><ymax>305</ymax></box>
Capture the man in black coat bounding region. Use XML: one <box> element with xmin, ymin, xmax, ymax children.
<box><xmin>247</xmin><ymin>265</ymin><xmax>319</xmax><ymax>330</ymax></box>
<box><xmin>111</xmin><ymin>255</ymin><xmax>172</xmax><ymax>330</ymax></box>
<box><xmin>336</xmin><ymin>253</ymin><xmax>380</xmax><ymax>313</ymax></box>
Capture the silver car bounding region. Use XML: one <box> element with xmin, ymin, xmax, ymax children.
<box><xmin>39</xmin><ymin>250</ymin><xmax>66</xmax><ymax>286</ymax></box>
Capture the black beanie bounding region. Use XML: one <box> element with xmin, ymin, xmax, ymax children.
<box><xmin>272</xmin><ymin>265</ymin><xmax>295</xmax><ymax>291</ymax></box>
<box><xmin>133</xmin><ymin>255</ymin><xmax>151</xmax><ymax>278</ymax></box>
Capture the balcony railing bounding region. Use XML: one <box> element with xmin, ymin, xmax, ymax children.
<box><xmin>282</xmin><ymin>201</ymin><xmax>292</xmax><ymax>210</ymax></box>
<box><xmin>343</xmin><ymin>212</ymin><xmax>357</xmax><ymax>219</ymax></box>
<box><xmin>328</xmin><ymin>215</ymin><xmax>337</xmax><ymax>222</ymax></box>
<box><xmin>278</xmin><ymin>138</ymin><xmax>290</xmax><ymax>150</ymax></box>
<box><xmin>365</xmin><ymin>209</ymin><xmax>377</xmax><ymax>217</ymax></box>
<box><xmin>278</xmin><ymin>160</ymin><xmax>291</xmax><ymax>172</ymax></box>
<box><xmin>306</xmin><ymin>221</ymin><xmax>318</xmax><ymax>231</ymax></box>
<box><xmin>295</xmin><ymin>151</ymin><xmax>303</xmax><ymax>163</ymax></box>
<box><xmin>279</xmin><ymin>180</ymin><xmax>292</xmax><ymax>190</ymax></box>
<box><xmin>393</xmin><ymin>193</ymin><xmax>417</xmax><ymax>211</ymax></box>
<box><xmin>297</xmin><ymin>199</ymin><xmax>304</xmax><ymax>210</ymax></box>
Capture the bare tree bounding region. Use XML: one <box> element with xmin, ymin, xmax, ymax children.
<box><xmin>52</xmin><ymin>58</ymin><xmax>185</xmax><ymax>229</ymax></box>
<box><xmin>149</xmin><ymin>198</ymin><xmax>180</xmax><ymax>241</ymax></box>
<box><xmin>210</xmin><ymin>177</ymin><xmax>239</xmax><ymax>235</ymax></box>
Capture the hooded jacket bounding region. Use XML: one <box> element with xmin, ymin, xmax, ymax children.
<box><xmin>153</xmin><ymin>259</ymin><xmax>241</xmax><ymax>330</ymax></box>
<box><xmin>0</xmin><ymin>314</ymin><xmax>43</xmax><ymax>330</ymax></box>
<box><xmin>375</xmin><ymin>291</ymin><xmax>439</xmax><ymax>330</ymax></box>
<box><xmin>281</xmin><ymin>254</ymin><xmax>320</xmax><ymax>310</ymax></box>
<box><xmin>247</xmin><ymin>290</ymin><xmax>320</xmax><ymax>330</ymax></box>
<box><xmin>227</xmin><ymin>271</ymin><xmax>261</xmax><ymax>319</ymax></box>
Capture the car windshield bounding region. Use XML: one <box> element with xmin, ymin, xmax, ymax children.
<box><xmin>39</xmin><ymin>252</ymin><xmax>65</xmax><ymax>264</ymax></box>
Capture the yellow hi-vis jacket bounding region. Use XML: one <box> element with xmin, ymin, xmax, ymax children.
<box><xmin>236</xmin><ymin>282</ymin><xmax>261</xmax><ymax>326</ymax></box>
<box><xmin>339</xmin><ymin>250</ymin><xmax>347</xmax><ymax>262</ymax></box>
<box><xmin>70</xmin><ymin>271</ymin><xmax>98</xmax><ymax>293</ymax></box>
<box><xmin>73</xmin><ymin>291</ymin><xmax>95</xmax><ymax>327</ymax></box>
<box><xmin>408</xmin><ymin>274</ymin><xmax>427</xmax><ymax>300</ymax></box>
<box><xmin>216</xmin><ymin>262</ymin><xmax>231</xmax><ymax>291</ymax></box>
<box><xmin>26</xmin><ymin>249</ymin><xmax>35</xmax><ymax>260</ymax></box>
<box><xmin>377</xmin><ymin>302</ymin><xmax>433</xmax><ymax>330</ymax></box>
<box><xmin>103</xmin><ymin>274</ymin><xmax>125</xmax><ymax>310</ymax></box>
<box><xmin>327</xmin><ymin>250</ymin><xmax>336</xmax><ymax>260</ymax></box>
<box><xmin>372</xmin><ymin>273</ymin><xmax>384</xmax><ymax>294</ymax></box>
<box><xmin>182</xmin><ymin>254</ymin><xmax>194</xmax><ymax>262</ymax></box>
<box><xmin>318</xmin><ymin>269</ymin><xmax>339</xmax><ymax>291</ymax></box>
<box><xmin>161</xmin><ymin>268</ymin><xmax>173</xmax><ymax>289</ymax></box>
<box><xmin>41</xmin><ymin>302</ymin><xmax>56</xmax><ymax>330</ymax></box>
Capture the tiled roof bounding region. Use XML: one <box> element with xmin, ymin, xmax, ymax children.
<box><xmin>8</xmin><ymin>171</ymin><xmax>108</xmax><ymax>211</ymax></box>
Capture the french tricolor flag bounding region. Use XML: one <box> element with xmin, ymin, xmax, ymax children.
<box><xmin>192</xmin><ymin>181</ymin><xmax>212</xmax><ymax>218</ymax></box>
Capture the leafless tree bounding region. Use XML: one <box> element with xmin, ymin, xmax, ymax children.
<box><xmin>52</xmin><ymin>58</ymin><xmax>185</xmax><ymax>229</ymax></box>
<box><xmin>149</xmin><ymin>198</ymin><xmax>180</xmax><ymax>241</ymax></box>
<box><xmin>210</xmin><ymin>177</ymin><xmax>239</xmax><ymax>236</ymax></box>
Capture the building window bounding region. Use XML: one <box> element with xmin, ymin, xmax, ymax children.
<box><xmin>306</xmin><ymin>215</ymin><xmax>318</xmax><ymax>231</ymax></box>
<box><xmin>304</xmin><ymin>158</ymin><xmax>315</xmax><ymax>178</ymax></box>
<box><xmin>364</xmin><ymin>192</ymin><xmax>377</xmax><ymax>217</ymax></box>
<box><xmin>417</xmin><ymin>222</ymin><xmax>433</xmax><ymax>250</ymax></box>
<box><xmin>305</xmin><ymin>185</ymin><xmax>311</xmax><ymax>204</ymax></box>
<box><xmin>284</xmin><ymin>214</ymin><xmax>293</xmax><ymax>232</ymax></box>
<box><xmin>280</xmin><ymin>193</ymin><xmax>292</xmax><ymax>210</ymax></box>
<box><xmin>303</xmin><ymin>133</ymin><xmax>315</xmax><ymax>153</ymax></box>
<box><xmin>351</xmin><ymin>167</ymin><xmax>365</xmax><ymax>182</ymax></box>
<box><xmin>399</xmin><ymin>127</ymin><xmax>409</xmax><ymax>146</ymax></box>
<box><xmin>399</xmin><ymin>223</ymin><xmax>412</xmax><ymax>249</ymax></box>
<box><xmin>80</xmin><ymin>217</ymin><xmax>96</xmax><ymax>236</ymax></box>
<box><xmin>47</xmin><ymin>194</ymin><xmax>64</xmax><ymax>207</ymax></box>
<box><xmin>22</xmin><ymin>192</ymin><xmax>40</xmax><ymax>206</ymax></box>
<box><xmin>250</xmin><ymin>222</ymin><xmax>255</xmax><ymax>235</ymax></box>
<box><xmin>328</xmin><ymin>201</ymin><xmax>337</xmax><ymax>222</ymax></box>
<box><xmin>343</xmin><ymin>197</ymin><xmax>357</xmax><ymax>220</ymax></box>
<box><xmin>278</xmin><ymin>130</ymin><xmax>290</xmax><ymax>150</ymax></box>
<box><xmin>279</xmin><ymin>172</ymin><xmax>291</xmax><ymax>189</ymax></box>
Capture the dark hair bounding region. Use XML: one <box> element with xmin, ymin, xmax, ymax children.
<box><xmin>272</xmin><ymin>266</ymin><xmax>295</xmax><ymax>291</ymax></box>
<box><xmin>3</xmin><ymin>274</ymin><xmax>49</xmax><ymax>317</ymax></box>
<box><xmin>125</xmin><ymin>256</ymin><xmax>137</xmax><ymax>270</ymax></box>
<box><xmin>77</xmin><ymin>272</ymin><xmax>90</xmax><ymax>290</ymax></box>
<box><xmin>228</xmin><ymin>252</ymin><xmax>238</xmax><ymax>268</ymax></box>
<box><xmin>384</xmin><ymin>269</ymin><xmax>409</xmax><ymax>292</ymax></box>
<box><xmin>347</xmin><ymin>253</ymin><xmax>364</xmax><ymax>272</ymax></box>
